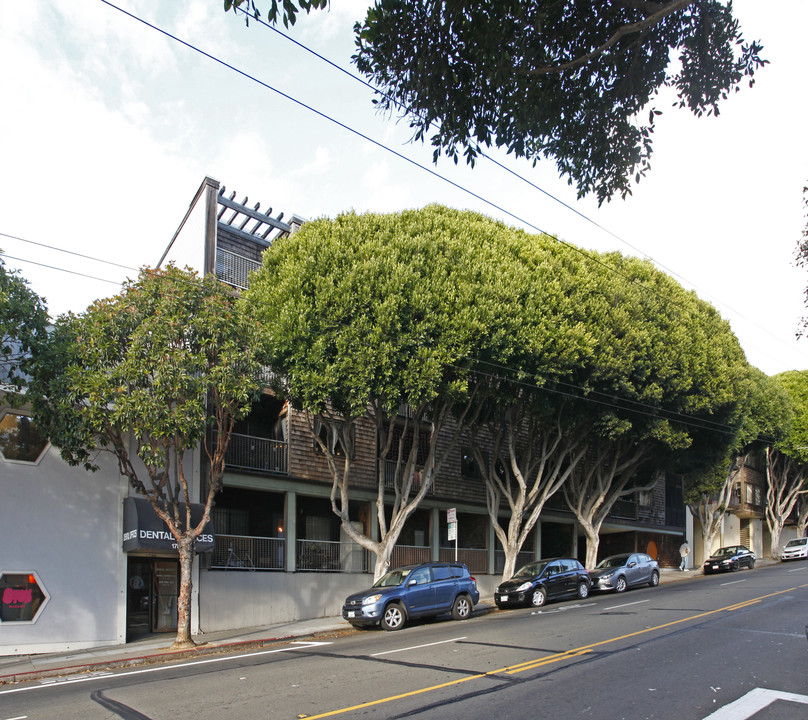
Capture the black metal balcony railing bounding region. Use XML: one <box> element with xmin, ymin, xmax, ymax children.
<box><xmin>608</xmin><ymin>498</ymin><xmax>638</xmax><ymax>520</ymax></box>
<box><xmin>210</xmin><ymin>533</ymin><xmax>284</xmax><ymax>570</ymax></box>
<box><xmin>213</xmin><ymin>431</ymin><xmax>288</xmax><ymax>474</ymax></box>
<box><xmin>216</xmin><ymin>248</ymin><xmax>261</xmax><ymax>289</ymax></box>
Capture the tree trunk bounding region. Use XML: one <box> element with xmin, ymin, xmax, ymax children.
<box><xmin>173</xmin><ymin>539</ymin><xmax>196</xmax><ymax>649</ymax></box>
<box><xmin>582</xmin><ymin>522</ymin><xmax>599</xmax><ymax>570</ymax></box>
<box><xmin>769</xmin><ymin>522</ymin><xmax>784</xmax><ymax>560</ymax></box>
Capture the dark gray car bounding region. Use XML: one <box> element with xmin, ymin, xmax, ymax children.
<box><xmin>589</xmin><ymin>552</ymin><xmax>660</xmax><ymax>593</ymax></box>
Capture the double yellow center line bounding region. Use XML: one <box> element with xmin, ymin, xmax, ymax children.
<box><xmin>299</xmin><ymin>584</ymin><xmax>806</xmax><ymax>719</ymax></box>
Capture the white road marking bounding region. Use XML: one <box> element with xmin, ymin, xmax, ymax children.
<box><xmin>371</xmin><ymin>637</ymin><xmax>467</xmax><ymax>657</ymax></box>
<box><xmin>720</xmin><ymin>579</ymin><xmax>747</xmax><ymax>586</ymax></box>
<box><xmin>532</xmin><ymin>602</ymin><xmax>596</xmax><ymax>615</ymax></box>
<box><xmin>604</xmin><ymin>599</ymin><xmax>649</xmax><ymax>611</ymax></box>
<box><xmin>786</xmin><ymin>566</ymin><xmax>806</xmax><ymax>572</ymax></box>
<box><xmin>702</xmin><ymin>688</ymin><xmax>808</xmax><ymax>719</ymax></box>
<box><xmin>0</xmin><ymin>641</ymin><xmax>332</xmax><ymax>696</ymax></box>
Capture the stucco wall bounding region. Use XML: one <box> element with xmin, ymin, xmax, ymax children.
<box><xmin>0</xmin><ymin>428</ymin><xmax>128</xmax><ymax>655</ymax></box>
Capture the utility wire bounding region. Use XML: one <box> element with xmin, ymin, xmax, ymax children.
<box><xmin>233</xmin><ymin>3</ymin><xmax>808</xmax><ymax>367</ymax></box>
<box><xmin>0</xmin><ymin>231</ymin><xmax>139</xmax><ymax>272</ymax></box>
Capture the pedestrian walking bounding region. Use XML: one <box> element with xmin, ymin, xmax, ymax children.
<box><xmin>679</xmin><ymin>541</ymin><xmax>690</xmax><ymax>571</ymax></box>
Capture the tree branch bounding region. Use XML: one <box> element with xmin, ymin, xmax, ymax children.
<box><xmin>523</xmin><ymin>0</ymin><xmax>697</xmax><ymax>76</ymax></box>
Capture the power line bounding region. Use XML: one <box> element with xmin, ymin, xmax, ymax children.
<box><xmin>0</xmin><ymin>252</ymin><xmax>125</xmax><ymax>286</ymax></box>
<box><xmin>0</xmin><ymin>231</ymin><xmax>139</xmax><ymax>272</ymax></box>
<box><xmin>232</xmin><ymin>3</ymin><xmax>808</xmax><ymax>369</ymax></box>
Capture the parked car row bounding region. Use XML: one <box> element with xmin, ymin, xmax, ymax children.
<box><xmin>343</xmin><ymin>541</ymin><xmax>805</xmax><ymax>631</ymax></box>
<box><xmin>341</xmin><ymin>553</ymin><xmax>661</xmax><ymax>631</ymax></box>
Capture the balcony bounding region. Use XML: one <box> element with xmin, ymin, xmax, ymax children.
<box><xmin>216</xmin><ymin>248</ymin><xmax>261</xmax><ymax>290</ymax></box>
<box><xmin>213</xmin><ymin>430</ymin><xmax>287</xmax><ymax>475</ymax></box>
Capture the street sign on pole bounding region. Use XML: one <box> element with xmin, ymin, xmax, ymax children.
<box><xmin>447</xmin><ymin>508</ymin><xmax>458</xmax><ymax>560</ymax></box>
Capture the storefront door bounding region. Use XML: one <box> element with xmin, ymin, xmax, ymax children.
<box><xmin>126</xmin><ymin>557</ymin><xmax>179</xmax><ymax>639</ymax></box>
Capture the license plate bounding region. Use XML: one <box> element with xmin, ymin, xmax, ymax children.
<box><xmin>347</xmin><ymin>611</ymin><xmax>355</xmax><ymax>618</ymax></box>
<box><xmin>500</xmin><ymin>595</ymin><xmax>508</xmax><ymax>602</ymax></box>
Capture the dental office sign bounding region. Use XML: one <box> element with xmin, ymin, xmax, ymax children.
<box><xmin>122</xmin><ymin>497</ymin><xmax>215</xmax><ymax>554</ymax></box>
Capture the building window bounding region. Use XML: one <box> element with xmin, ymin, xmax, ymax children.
<box><xmin>0</xmin><ymin>572</ymin><xmax>49</xmax><ymax>623</ymax></box>
<box><xmin>0</xmin><ymin>412</ymin><xmax>48</xmax><ymax>463</ymax></box>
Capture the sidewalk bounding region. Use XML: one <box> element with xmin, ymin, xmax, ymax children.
<box><xmin>0</xmin><ymin>564</ymin><xmax>736</xmax><ymax>686</ymax></box>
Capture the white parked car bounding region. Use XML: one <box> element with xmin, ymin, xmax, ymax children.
<box><xmin>781</xmin><ymin>537</ymin><xmax>808</xmax><ymax>561</ymax></box>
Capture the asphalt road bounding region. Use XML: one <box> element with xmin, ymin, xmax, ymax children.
<box><xmin>2</xmin><ymin>563</ymin><xmax>807</xmax><ymax>720</ymax></box>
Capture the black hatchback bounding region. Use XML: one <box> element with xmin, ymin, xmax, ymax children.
<box><xmin>495</xmin><ymin>558</ymin><xmax>591</xmax><ymax>609</ymax></box>
<box><xmin>703</xmin><ymin>545</ymin><xmax>756</xmax><ymax>574</ymax></box>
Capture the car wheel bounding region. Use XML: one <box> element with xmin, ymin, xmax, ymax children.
<box><xmin>452</xmin><ymin>594</ymin><xmax>472</xmax><ymax>620</ymax></box>
<box><xmin>649</xmin><ymin>570</ymin><xmax>660</xmax><ymax>587</ymax></box>
<box><xmin>748</xmin><ymin>558</ymin><xmax>755</xmax><ymax>570</ymax></box>
<box><xmin>615</xmin><ymin>576</ymin><xmax>627</xmax><ymax>593</ymax></box>
<box><xmin>531</xmin><ymin>588</ymin><xmax>547</xmax><ymax>607</ymax></box>
<box><xmin>577</xmin><ymin>582</ymin><xmax>589</xmax><ymax>599</ymax></box>
<box><xmin>380</xmin><ymin>603</ymin><xmax>405</xmax><ymax>631</ymax></box>
<box><xmin>731</xmin><ymin>562</ymin><xmax>739</xmax><ymax>572</ymax></box>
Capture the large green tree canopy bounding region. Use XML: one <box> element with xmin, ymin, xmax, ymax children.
<box><xmin>355</xmin><ymin>0</ymin><xmax>766</xmax><ymax>205</ymax></box>
<box><xmin>229</xmin><ymin>1</ymin><xmax>764</xmax><ymax>203</ymax></box>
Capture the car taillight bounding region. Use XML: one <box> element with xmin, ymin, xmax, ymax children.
<box><xmin>470</xmin><ymin>576</ymin><xmax>477</xmax><ymax>585</ymax></box>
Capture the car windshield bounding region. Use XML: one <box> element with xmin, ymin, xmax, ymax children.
<box><xmin>596</xmin><ymin>555</ymin><xmax>630</xmax><ymax>569</ymax></box>
<box><xmin>786</xmin><ymin>538</ymin><xmax>807</xmax><ymax>547</ymax></box>
<box><xmin>372</xmin><ymin>567</ymin><xmax>413</xmax><ymax>588</ymax></box>
<box><xmin>714</xmin><ymin>548</ymin><xmax>736</xmax><ymax>557</ymax></box>
<box><xmin>513</xmin><ymin>561</ymin><xmax>548</xmax><ymax>578</ymax></box>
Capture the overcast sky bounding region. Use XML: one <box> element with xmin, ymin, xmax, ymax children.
<box><xmin>1</xmin><ymin>1</ymin><xmax>807</xmax><ymax>377</ymax></box>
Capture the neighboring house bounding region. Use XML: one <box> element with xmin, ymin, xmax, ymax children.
<box><xmin>691</xmin><ymin>452</ymin><xmax>769</xmax><ymax>564</ymax></box>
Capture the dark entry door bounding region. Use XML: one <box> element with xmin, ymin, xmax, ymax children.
<box><xmin>126</xmin><ymin>557</ymin><xmax>179</xmax><ymax>639</ymax></box>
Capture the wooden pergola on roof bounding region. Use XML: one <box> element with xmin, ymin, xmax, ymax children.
<box><xmin>216</xmin><ymin>184</ymin><xmax>301</xmax><ymax>248</ymax></box>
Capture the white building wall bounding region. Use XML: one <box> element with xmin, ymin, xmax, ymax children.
<box><xmin>0</xmin><ymin>427</ymin><xmax>128</xmax><ymax>655</ymax></box>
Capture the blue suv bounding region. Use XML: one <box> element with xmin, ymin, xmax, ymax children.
<box><xmin>342</xmin><ymin>561</ymin><xmax>480</xmax><ymax>631</ymax></box>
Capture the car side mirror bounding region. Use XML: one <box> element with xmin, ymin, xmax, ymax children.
<box><xmin>628</xmin><ymin>562</ymin><xmax>636</xmax><ymax>568</ymax></box>
<box><xmin>407</xmin><ymin>579</ymin><xmax>417</xmax><ymax>586</ymax></box>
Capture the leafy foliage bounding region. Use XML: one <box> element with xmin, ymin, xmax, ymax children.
<box><xmin>225</xmin><ymin>0</ymin><xmax>328</xmax><ymax>27</ymax></box>
<box><xmin>0</xmin><ymin>256</ymin><xmax>49</xmax><ymax>394</ymax></box>
<box><xmin>30</xmin><ymin>265</ymin><xmax>262</xmax><ymax>646</ymax></box>
<box><xmin>353</xmin><ymin>0</ymin><xmax>766</xmax><ymax>204</ymax></box>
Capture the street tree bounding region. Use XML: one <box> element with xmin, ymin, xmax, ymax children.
<box><xmin>244</xmin><ymin>206</ymin><xmax>526</xmax><ymax>580</ymax></box>
<box><xmin>560</xmin><ymin>254</ymin><xmax>750</xmax><ymax>568</ymax></box>
<box><xmin>684</xmin><ymin>368</ymin><xmax>791</xmax><ymax>561</ymax></box>
<box><xmin>30</xmin><ymin>265</ymin><xmax>262</xmax><ymax>647</ymax></box>
<box><xmin>0</xmin><ymin>256</ymin><xmax>49</xmax><ymax>395</ymax></box>
<box><xmin>464</xmin><ymin>234</ymin><xmax>607</xmax><ymax>581</ymax></box>
<box><xmin>227</xmin><ymin>1</ymin><xmax>765</xmax><ymax>205</ymax></box>
<box><xmin>765</xmin><ymin>371</ymin><xmax>808</xmax><ymax>557</ymax></box>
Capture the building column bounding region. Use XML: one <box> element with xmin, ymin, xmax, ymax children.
<box><xmin>534</xmin><ymin>520</ymin><xmax>542</xmax><ymax>560</ymax></box>
<box><xmin>431</xmin><ymin>508</ymin><xmax>440</xmax><ymax>561</ymax></box>
<box><xmin>285</xmin><ymin>491</ymin><xmax>296</xmax><ymax>572</ymax></box>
